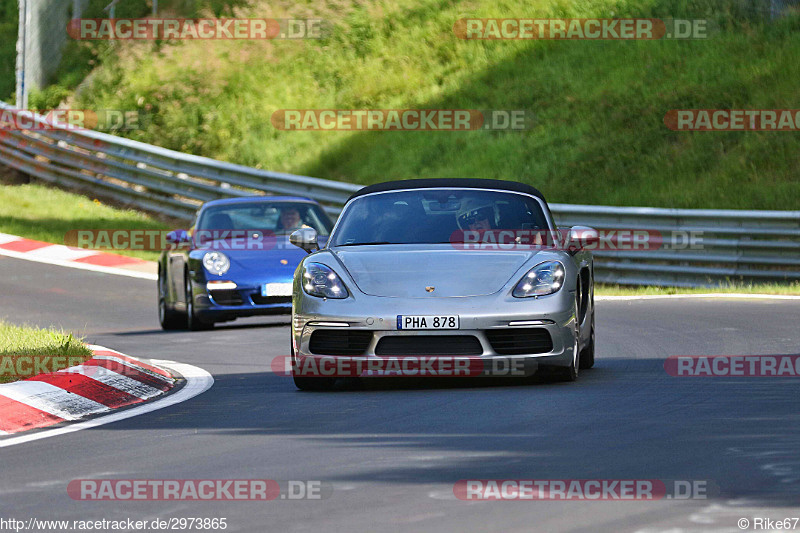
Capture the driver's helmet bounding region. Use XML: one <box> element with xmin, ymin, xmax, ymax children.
<box><xmin>456</xmin><ymin>198</ymin><xmax>498</xmax><ymax>230</ymax></box>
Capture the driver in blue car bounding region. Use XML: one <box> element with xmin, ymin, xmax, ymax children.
<box><xmin>279</xmin><ymin>207</ymin><xmax>311</xmax><ymax>232</ymax></box>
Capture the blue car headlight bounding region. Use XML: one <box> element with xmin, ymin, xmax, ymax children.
<box><xmin>513</xmin><ymin>261</ymin><xmax>565</xmax><ymax>297</ymax></box>
<box><xmin>302</xmin><ymin>263</ymin><xmax>348</xmax><ymax>299</ymax></box>
<box><xmin>202</xmin><ymin>251</ymin><xmax>230</xmax><ymax>276</ymax></box>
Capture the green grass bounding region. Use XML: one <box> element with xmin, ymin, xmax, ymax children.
<box><xmin>6</xmin><ymin>0</ymin><xmax>248</xmax><ymax>106</ymax></box>
<box><xmin>68</xmin><ymin>0</ymin><xmax>800</xmax><ymax>209</ymax></box>
<box><xmin>0</xmin><ymin>0</ymin><xmax>17</xmax><ymax>102</ymax></box>
<box><xmin>596</xmin><ymin>281</ymin><xmax>800</xmax><ymax>296</ymax></box>
<box><xmin>0</xmin><ymin>320</ymin><xmax>93</xmax><ymax>384</ymax></box>
<box><xmin>0</xmin><ymin>183</ymin><xmax>168</xmax><ymax>261</ymax></box>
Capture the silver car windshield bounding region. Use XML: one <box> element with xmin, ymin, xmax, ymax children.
<box><xmin>330</xmin><ymin>189</ymin><xmax>549</xmax><ymax>246</ymax></box>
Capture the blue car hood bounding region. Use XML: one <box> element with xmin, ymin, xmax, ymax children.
<box><xmin>199</xmin><ymin>236</ymin><xmax>310</xmax><ymax>283</ymax></box>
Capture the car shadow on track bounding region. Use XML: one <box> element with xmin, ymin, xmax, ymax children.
<box><xmin>108</xmin><ymin>319</ymin><xmax>292</xmax><ymax>336</ymax></box>
<box><xmin>81</xmin><ymin>356</ymin><xmax>800</xmax><ymax>506</ymax></box>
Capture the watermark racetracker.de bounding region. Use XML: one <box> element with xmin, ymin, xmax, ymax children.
<box><xmin>270</xmin><ymin>109</ymin><xmax>534</xmax><ymax>131</ymax></box>
<box><xmin>665</xmin><ymin>109</ymin><xmax>800</xmax><ymax>131</ymax></box>
<box><xmin>0</xmin><ymin>355</ymin><xmax>90</xmax><ymax>379</ymax></box>
<box><xmin>68</xmin><ymin>18</ymin><xmax>329</xmax><ymax>40</ymax></box>
<box><xmin>453</xmin><ymin>18</ymin><xmax>712</xmax><ymax>40</ymax></box>
<box><xmin>453</xmin><ymin>479</ymin><xmax>716</xmax><ymax>500</ymax></box>
<box><xmin>63</xmin><ymin>229</ymin><xmax>298</xmax><ymax>252</ymax></box>
<box><xmin>665</xmin><ymin>355</ymin><xmax>800</xmax><ymax>377</ymax></box>
<box><xmin>272</xmin><ymin>355</ymin><xmax>536</xmax><ymax>378</ymax></box>
<box><xmin>0</xmin><ymin>109</ymin><xmax>146</xmax><ymax>132</ymax></box>
<box><xmin>67</xmin><ymin>479</ymin><xmax>332</xmax><ymax>501</ymax></box>
<box><xmin>448</xmin><ymin>229</ymin><xmax>704</xmax><ymax>251</ymax></box>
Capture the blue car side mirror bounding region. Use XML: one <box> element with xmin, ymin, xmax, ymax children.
<box><xmin>166</xmin><ymin>229</ymin><xmax>190</xmax><ymax>246</ymax></box>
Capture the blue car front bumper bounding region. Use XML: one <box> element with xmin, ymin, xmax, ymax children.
<box><xmin>191</xmin><ymin>280</ymin><xmax>292</xmax><ymax>321</ymax></box>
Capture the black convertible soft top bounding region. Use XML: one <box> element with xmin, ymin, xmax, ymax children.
<box><xmin>347</xmin><ymin>178</ymin><xmax>546</xmax><ymax>203</ymax></box>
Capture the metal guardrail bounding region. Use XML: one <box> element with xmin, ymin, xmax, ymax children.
<box><xmin>550</xmin><ymin>204</ymin><xmax>800</xmax><ymax>287</ymax></box>
<box><xmin>0</xmin><ymin>104</ymin><xmax>360</xmax><ymax>219</ymax></box>
<box><xmin>0</xmin><ymin>103</ymin><xmax>798</xmax><ymax>287</ymax></box>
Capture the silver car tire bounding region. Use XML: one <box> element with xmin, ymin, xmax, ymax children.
<box><xmin>556</xmin><ymin>296</ymin><xmax>581</xmax><ymax>382</ymax></box>
<box><xmin>579</xmin><ymin>308</ymin><xmax>595</xmax><ymax>369</ymax></box>
<box><xmin>291</xmin><ymin>334</ymin><xmax>336</xmax><ymax>391</ymax></box>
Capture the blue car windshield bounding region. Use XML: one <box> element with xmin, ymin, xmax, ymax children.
<box><xmin>330</xmin><ymin>189</ymin><xmax>549</xmax><ymax>246</ymax></box>
<box><xmin>197</xmin><ymin>202</ymin><xmax>334</xmax><ymax>236</ymax></box>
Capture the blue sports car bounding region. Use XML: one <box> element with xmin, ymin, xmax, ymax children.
<box><xmin>158</xmin><ymin>196</ymin><xmax>334</xmax><ymax>330</ymax></box>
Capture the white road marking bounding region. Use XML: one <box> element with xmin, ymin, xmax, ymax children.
<box><xmin>0</xmin><ymin>360</ymin><xmax>213</xmax><ymax>448</ymax></box>
<box><xmin>24</xmin><ymin>244</ymin><xmax>97</xmax><ymax>261</ymax></box>
<box><xmin>86</xmin><ymin>344</ymin><xmax>121</xmax><ymax>353</ymax></box>
<box><xmin>0</xmin><ymin>248</ymin><xmax>157</xmax><ymax>280</ymax></box>
<box><xmin>0</xmin><ymin>380</ymin><xmax>109</xmax><ymax>420</ymax></box>
<box><xmin>0</xmin><ymin>233</ymin><xmax>21</xmax><ymax>245</ymax></box>
<box><xmin>428</xmin><ymin>489</ymin><xmax>460</xmax><ymax>501</ymax></box>
<box><xmin>58</xmin><ymin>366</ymin><xmax>161</xmax><ymax>399</ymax></box>
<box><xmin>90</xmin><ymin>355</ymin><xmax>174</xmax><ymax>382</ymax></box>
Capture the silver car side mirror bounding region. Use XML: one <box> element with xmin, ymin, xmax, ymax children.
<box><xmin>567</xmin><ymin>226</ymin><xmax>599</xmax><ymax>252</ymax></box>
<box><xmin>290</xmin><ymin>227</ymin><xmax>319</xmax><ymax>253</ymax></box>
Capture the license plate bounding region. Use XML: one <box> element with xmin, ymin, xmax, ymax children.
<box><xmin>397</xmin><ymin>315</ymin><xmax>459</xmax><ymax>330</ymax></box>
<box><xmin>262</xmin><ymin>282</ymin><xmax>293</xmax><ymax>297</ymax></box>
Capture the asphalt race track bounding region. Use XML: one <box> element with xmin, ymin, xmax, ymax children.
<box><xmin>1</xmin><ymin>254</ymin><xmax>798</xmax><ymax>533</ymax></box>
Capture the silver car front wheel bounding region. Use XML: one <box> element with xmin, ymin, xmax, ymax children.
<box><xmin>556</xmin><ymin>296</ymin><xmax>581</xmax><ymax>382</ymax></box>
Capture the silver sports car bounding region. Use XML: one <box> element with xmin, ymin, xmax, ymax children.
<box><xmin>289</xmin><ymin>179</ymin><xmax>597</xmax><ymax>390</ymax></box>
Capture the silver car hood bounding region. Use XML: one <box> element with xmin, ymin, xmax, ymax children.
<box><xmin>331</xmin><ymin>245</ymin><xmax>539</xmax><ymax>298</ymax></box>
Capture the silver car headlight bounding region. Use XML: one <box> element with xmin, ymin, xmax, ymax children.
<box><xmin>202</xmin><ymin>251</ymin><xmax>230</xmax><ymax>276</ymax></box>
<box><xmin>513</xmin><ymin>261</ymin><xmax>565</xmax><ymax>297</ymax></box>
<box><xmin>302</xmin><ymin>263</ymin><xmax>348</xmax><ymax>299</ymax></box>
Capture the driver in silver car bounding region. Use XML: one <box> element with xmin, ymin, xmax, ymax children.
<box><xmin>456</xmin><ymin>199</ymin><xmax>498</xmax><ymax>231</ymax></box>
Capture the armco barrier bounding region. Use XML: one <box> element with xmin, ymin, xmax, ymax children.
<box><xmin>0</xmin><ymin>103</ymin><xmax>797</xmax><ymax>287</ymax></box>
<box><xmin>0</xmin><ymin>103</ymin><xmax>359</xmax><ymax>219</ymax></box>
<box><xmin>550</xmin><ymin>204</ymin><xmax>799</xmax><ymax>287</ymax></box>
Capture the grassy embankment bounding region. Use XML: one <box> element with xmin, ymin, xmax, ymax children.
<box><xmin>0</xmin><ymin>183</ymin><xmax>168</xmax><ymax>261</ymax></box>
<box><xmin>597</xmin><ymin>282</ymin><xmax>800</xmax><ymax>296</ymax></box>
<box><xmin>0</xmin><ymin>320</ymin><xmax>93</xmax><ymax>384</ymax></box>
<box><xmin>2</xmin><ymin>0</ymin><xmax>247</xmax><ymax>105</ymax></box>
<box><xmin>2</xmin><ymin>0</ymin><xmax>797</xmax><ymax>293</ymax></box>
<box><xmin>0</xmin><ymin>0</ymin><xmax>17</xmax><ymax>102</ymax></box>
<box><xmin>65</xmin><ymin>0</ymin><xmax>800</xmax><ymax>210</ymax></box>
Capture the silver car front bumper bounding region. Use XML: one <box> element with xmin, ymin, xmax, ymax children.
<box><xmin>292</xmin><ymin>289</ymin><xmax>579</xmax><ymax>372</ymax></box>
